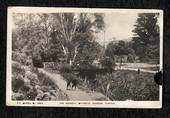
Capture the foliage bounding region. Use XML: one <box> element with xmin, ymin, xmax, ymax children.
<box><xmin>59</xmin><ymin>63</ymin><xmax>72</xmax><ymax>73</ymax></box>
<box><xmin>72</xmin><ymin>35</ymin><xmax>102</xmax><ymax>66</ymax></box>
<box><xmin>132</xmin><ymin>13</ymin><xmax>160</xmax><ymax>63</ymax></box>
<box><xmin>127</xmin><ymin>54</ymin><xmax>135</xmax><ymax>62</ymax></box>
<box><xmin>12</xmin><ymin>62</ymin><xmax>68</xmax><ymax>101</ymax></box>
<box><xmin>62</xmin><ymin>72</ymin><xmax>78</xmax><ymax>82</ymax></box>
<box><xmin>105</xmin><ymin>40</ymin><xmax>136</xmax><ymax>64</ymax></box>
<box><xmin>90</xmin><ymin>70</ymin><xmax>159</xmax><ymax>100</ymax></box>
<box><xmin>12</xmin><ymin>51</ymin><xmax>32</xmax><ymax>66</ymax></box>
<box><xmin>12</xmin><ymin>13</ymin><xmax>105</xmax><ymax>67</ymax></box>
<box><xmin>32</xmin><ymin>56</ymin><xmax>44</xmax><ymax>68</ymax></box>
<box><xmin>12</xmin><ymin>62</ymin><xmax>26</xmax><ymax>76</ymax></box>
<box><xmin>25</xmin><ymin>71</ymin><xmax>39</xmax><ymax>86</ymax></box>
<box><xmin>100</xmin><ymin>56</ymin><xmax>115</xmax><ymax>69</ymax></box>
<box><xmin>12</xmin><ymin>74</ymin><xmax>25</xmax><ymax>92</ymax></box>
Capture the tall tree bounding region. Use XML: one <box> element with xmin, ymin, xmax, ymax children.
<box><xmin>51</xmin><ymin>13</ymin><xmax>105</xmax><ymax>66</ymax></box>
<box><xmin>132</xmin><ymin>13</ymin><xmax>160</xmax><ymax>63</ymax></box>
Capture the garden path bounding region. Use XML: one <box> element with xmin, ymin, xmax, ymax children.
<box><xmin>39</xmin><ymin>69</ymin><xmax>109</xmax><ymax>101</ymax></box>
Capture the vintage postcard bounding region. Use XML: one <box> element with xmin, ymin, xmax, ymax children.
<box><xmin>6</xmin><ymin>7</ymin><xmax>163</xmax><ymax>108</ymax></box>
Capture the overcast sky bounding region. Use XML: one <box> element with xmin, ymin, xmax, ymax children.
<box><xmin>96</xmin><ymin>13</ymin><xmax>138</xmax><ymax>45</ymax></box>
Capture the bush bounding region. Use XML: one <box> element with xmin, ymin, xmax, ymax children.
<box><xmin>25</xmin><ymin>88</ymin><xmax>38</xmax><ymax>100</ymax></box>
<box><xmin>12</xmin><ymin>62</ymin><xmax>25</xmax><ymax>76</ymax></box>
<box><xmin>100</xmin><ymin>56</ymin><xmax>115</xmax><ymax>69</ymax></box>
<box><xmin>12</xmin><ymin>51</ymin><xmax>31</xmax><ymax>66</ymax></box>
<box><xmin>32</xmin><ymin>57</ymin><xmax>44</xmax><ymax>68</ymax></box>
<box><xmin>29</xmin><ymin>65</ymin><xmax>38</xmax><ymax>73</ymax></box>
<box><xmin>25</xmin><ymin>71</ymin><xmax>39</xmax><ymax>86</ymax></box>
<box><xmin>62</xmin><ymin>72</ymin><xmax>77</xmax><ymax>81</ymax></box>
<box><xmin>11</xmin><ymin>60</ymin><xmax>68</xmax><ymax>101</ymax></box>
<box><xmin>127</xmin><ymin>54</ymin><xmax>135</xmax><ymax>62</ymax></box>
<box><xmin>59</xmin><ymin>63</ymin><xmax>72</xmax><ymax>73</ymax></box>
<box><xmin>12</xmin><ymin>74</ymin><xmax>25</xmax><ymax>92</ymax></box>
<box><xmin>32</xmin><ymin>52</ymin><xmax>44</xmax><ymax>68</ymax></box>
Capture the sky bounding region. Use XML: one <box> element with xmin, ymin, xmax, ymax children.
<box><xmin>96</xmin><ymin>13</ymin><xmax>138</xmax><ymax>45</ymax></box>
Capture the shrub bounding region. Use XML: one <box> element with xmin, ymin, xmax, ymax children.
<box><xmin>25</xmin><ymin>71</ymin><xmax>39</xmax><ymax>86</ymax></box>
<box><xmin>62</xmin><ymin>72</ymin><xmax>77</xmax><ymax>81</ymax></box>
<box><xmin>32</xmin><ymin>58</ymin><xmax>44</xmax><ymax>68</ymax></box>
<box><xmin>11</xmin><ymin>62</ymin><xmax>69</xmax><ymax>101</ymax></box>
<box><xmin>32</xmin><ymin>53</ymin><xmax>44</xmax><ymax>68</ymax></box>
<box><xmin>12</xmin><ymin>74</ymin><xmax>25</xmax><ymax>92</ymax></box>
<box><xmin>29</xmin><ymin>65</ymin><xmax>38</xmax><ymax>73</ymax></box>
<box><xmin>12</xmin><ymin>92</ymin><xmax>25</xmax><ymax>100</ymax></box>
<box><xmin>127</xmin><ymin>54</ymin><xmax>135</xmax><ymax>62</ymax></box>
<box><xmin>26</xmin><ymin>88</ymin><xmax>38</xmax><ymax>100</ymax></box>
<box><xmin>59</xmin><ymin>63</ymin><xmax>72</xmax><ymax>73</ymax></box>
<box><xmin>12</xmin><ymin>62</ymin><xmax>25</xmax><ymax>76</ymax></box>
<box><xmin>100</xmin><ymin>56</ymin><xmax>115</xmax><ymax>69</ymax></box>
<box><xmin>12</xmin><ymin>51</ymin><xmax>31</xmax><ymax>66</ymax></box>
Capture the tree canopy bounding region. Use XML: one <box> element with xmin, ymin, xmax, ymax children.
<box><xmin>12</xmin><ymin>13</ymin><xmax>105</xmax><ymax>67</ymax></box>
<box><xmin>105</xmin><ymin>40</ymin><xmax>135</xmax><ymax>63</ymax></box>
<box><xmin>132</xmin><ymin>13</ymin><xmax>160</xmax><ymax>63</ymax></box>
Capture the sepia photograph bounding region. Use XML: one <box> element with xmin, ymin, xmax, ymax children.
<box><xmin>6</xmin><ymin>7</ymin><xmax>163</xmax><ymax>108</ymax></box>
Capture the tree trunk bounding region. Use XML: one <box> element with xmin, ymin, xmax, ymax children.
<box><xmin>72</xmin><ymin>46</ymin><xmax>78</xmax><ymax>64</ymax></box>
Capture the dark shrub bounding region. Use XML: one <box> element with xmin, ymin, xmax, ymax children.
<box><xmin>59</xmin><ymin>63</ymin><xmax>72</xmax><ymax>73</ymax></box>
<box><xmin>32</xmin><ymin>57</ymin><xmax>44</xmax><ymax>68</ymax></box>
<box><xmin>12</xmin><ymin>74</ymin><xmax>25</xmax><ymax>92</ymax></box>
<box><xmin>127</xmin><ymin>54</ymin><xmax>135</xmax><ymax>62</ymax></box>
<box><xmin>26</xmin><ymin>88</ymin><xmax>38</xmax><ymax>100</ymax></box>
<box><xmin>62</xmin><ymin>72</ymin><xmax>77</xmax><ymax>81</ymax></box>
<box><xmin>100</xmin><ymin>56</ymin><xmax>115</xmax><ymax>69</ymax></box>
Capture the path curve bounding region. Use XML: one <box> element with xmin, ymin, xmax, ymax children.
<box><xmin>38</xmin><ymin>69</ymin><xmax>109</xmax><ymax>101</ymax></box>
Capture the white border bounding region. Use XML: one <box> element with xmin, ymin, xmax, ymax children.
<box><xmin>6</xmin><ymin>7</ymin><xmax>163</xmax><ymax>108</ymax></box>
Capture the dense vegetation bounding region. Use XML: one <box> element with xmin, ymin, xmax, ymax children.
<box><xmin>58</xmin><ymin>63</ymin><xmax>159</xmax><ymax>100</ymax></box>
<box><xmin>11</xmin><ymin>12</ymin><xmax>160</xmax><ymax>101</ymax></box>
<box><xmin>132</xmin><ymin>13</ymin><xmax>160</xmax><ymax>63</ymax></box>
<box><xmin>89</xmin><ymin>70</ymin><xmax>159</xmax><ymax>100</ymax></box>
<box><xmin>105</xmin><ymin>13</ymin><xmax>160</xmax><ymax>64</ymax></box>
<box><xmin>12</xmin><ymin>53</ymin><xmax>68</xmax><ymax>101</ymax></box>
<box><xmin>12</xmin><ymin>13</ymin><xmax>105</xmax><ymax>67</ymax></box>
